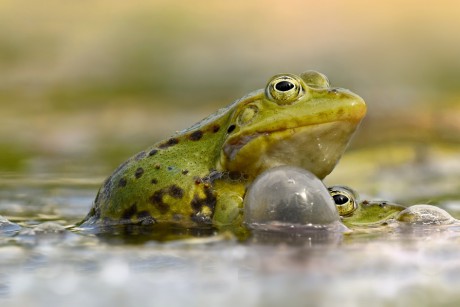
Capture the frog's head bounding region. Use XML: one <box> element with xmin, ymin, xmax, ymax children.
<box><xmin>218</xmin><ymin>71</ymin><xmax>367</xmax><ymax>180</ymax></box>
<box><xmin>328</xmin><ymin>186</ymin><xmax>406</xmax><ymax>227</ymax></box>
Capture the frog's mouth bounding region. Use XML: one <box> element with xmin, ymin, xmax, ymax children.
<box><xmin>221</xmin><ymin>120</ymin><xmax>360</xmax><ymax>179</ymax></box>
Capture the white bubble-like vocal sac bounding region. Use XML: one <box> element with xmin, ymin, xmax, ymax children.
<box><xmin>244</xmin><ymin>166</ymin><xmax>340</xmax><ymax>229</ymax></box>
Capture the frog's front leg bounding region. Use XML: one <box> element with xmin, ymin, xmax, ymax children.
<box><xmin>212</xmin><ymin>179</ymin><xmax>246</xmax><ymax>226</ymax></box>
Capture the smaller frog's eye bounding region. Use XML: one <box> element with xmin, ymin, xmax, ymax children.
<box><xmin>332</xmin><ymin>193</ymin><xmax>349</xmax><ymax>205</ymax></box>
<box><xmin>266</xmin><ymin>75</ymin><xmax>303</xmax><ymax>105</ymax></box>
<box><xmin>328</xmin><ymin>186</ymin><xmax>357</xmax><ymax>216</ymax></box>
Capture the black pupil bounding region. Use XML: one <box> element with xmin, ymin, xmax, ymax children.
<box><xmin>275</xmin><ymin>81</ymin><xmax>294</xmax><ymax>92</ymax></box>
<box><xmin>333</xmin><ymin>194</ymin><xmax>349</xmax><ymax>205</ymax></box>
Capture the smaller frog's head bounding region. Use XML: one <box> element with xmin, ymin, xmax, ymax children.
<box><xmin>219</xmin><ymin>71</ymin><xmax>367</xmax><ymax>180</ymax></box>
<box><xmin>328</xmin><ymin>186</ymin><xmax>406</xmax><ymax>226</ymax></box>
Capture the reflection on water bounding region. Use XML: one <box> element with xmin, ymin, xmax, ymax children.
<box><xmin>1</xmin><ymin>146</ymin><xmax>460</xmax><ymax>306</ymax></box>
<box><xmin>80</xmin><ymin>224</ymin><xmax>220</xmax><ymax>245</ymax></box>
<box><xmin>2</xmin><ymin>216</ymin><xmax>460</xmax><ymax>306</ymax></box>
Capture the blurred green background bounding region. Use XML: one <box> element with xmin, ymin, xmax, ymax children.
<box><xmin>1</xmin><ymin>0</ymin><xmax>459</xmax><ymax>175</ymax></box>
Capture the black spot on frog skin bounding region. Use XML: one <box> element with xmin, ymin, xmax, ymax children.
<box><xmin>135</xmin><ymin>151</ymin><xmax>146</xmax><ymax>161</ymax></box>
<box><xmin>182</xmin><ymin>170</ymin><xmax>189</xmax><ymax>175</ymax></box>
<box><xmin>189</xmin><ymin>130</ymin><xmax>203</xmax><ymax>141</ymax></box>
<box><xmin>135</xmin><ymin>167</ymin><xmax>144</xmax><ymax>179</ymax></box>
<box><xmin>212</xmin><ymin>124</ymin><xmax>220</xmax><ymax>133</ymax></box>
<box><xmin>148</xmin><ymin>149</ymin><xmax>158</xmax><ymax>157</ymax></box>
<box><xmin>227</xmin><ymin>124</ymin><xmax>236</xmax><ymax>134</ymax></box>
<box><xmin>149</xmin><ymin>190</ymin><xmax>170</xmax><ymax>214</ymax></box>
<box><xmin>151</xmin><ymin>178</ymin><xmax>158</xmax><ymax>184</ymax></box>
<box><xmin>159</xmin><ymin>138</ymin><xmax>179</xmax><ymax>149</ymax></box>
<box><xmin>190</xmin><ymin>188</ymin><xmax>217</xmax><ymax>223</ymax></box>
<box><xmin>168</xmin><ymin>185</ymin><xmax>184</xmax><ymax>199</ymax></box>
<box><xmin>122</xmin><ymin>203</ymin><xmax>138</xmax><ymax>220</ymax></box>
<box><xmin>119</xmin><ymin>177</ymin><xmax>127</xmax><ymax>187</ymax></box>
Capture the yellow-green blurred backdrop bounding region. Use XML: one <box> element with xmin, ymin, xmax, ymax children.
<box><xmin>1</xmin><ymin>0</ymin><xmax>459</xmax><ymax>173</ymax></box>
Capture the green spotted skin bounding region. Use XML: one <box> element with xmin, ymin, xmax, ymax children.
<box><xmin>80</xmin><ymin>71</ymin><xmax>367</xmax><ymax>228</ymax></box>
<box><xmin>82</xmin><ymin>111</ymin><xmax>236</xmax><ymax>227</ymax></box>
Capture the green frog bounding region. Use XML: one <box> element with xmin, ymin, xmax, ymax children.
<box><xmin>80</xmin><ymin>71</ymin><xmax>367</xmax><ymax>228</ymax></box>
<box><xmin>328</xmin><ymin>186</ymin><xmax>406</xmax><ymax>226</ymax></box>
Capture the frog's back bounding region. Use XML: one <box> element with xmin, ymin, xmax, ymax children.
<box><xmin>80</xmin><ymin>111</ymin><xmax>232</xmax><ymax>227</ymax></box>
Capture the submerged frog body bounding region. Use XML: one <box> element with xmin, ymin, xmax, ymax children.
<box><xmin>329</xmin><ymin>186</ymin><xmax>460</xmax><ymax>229</ymax></box>
<box><xmin>80</xmin><ymin>71</ymin><xmax>366</xmax><ymax>228</ymax></box>
<box><xmin>329</xmin><ymin>186</ymin><xmax>406</xmax><ymax>226</ymax></box>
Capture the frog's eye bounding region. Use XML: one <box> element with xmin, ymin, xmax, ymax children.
<box><xmin>328</xmin><ymin>186</ymin><xmax>357</xmax><ymax>216</ymax></box>
<box><xmin>266</xmin><ymin>75</ymin><xmax>303</xmax><ymax>105</ymax></box>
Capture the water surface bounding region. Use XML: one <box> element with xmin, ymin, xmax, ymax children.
<box><xmin>1</xmin><ymin>144</ymin><xmax>460</xmax><ymax>307</ymax></box>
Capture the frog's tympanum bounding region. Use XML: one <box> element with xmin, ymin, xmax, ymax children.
<box><xmin>80</xmin><ymin>71</ymin><xmax>366</xmax><ymax>228</ymax></box>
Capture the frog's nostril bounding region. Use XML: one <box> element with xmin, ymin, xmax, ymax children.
<box><xmin>275</xmin><ymin>81</ymin><xmax>295</xmax><ymax>92</ymax></box>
